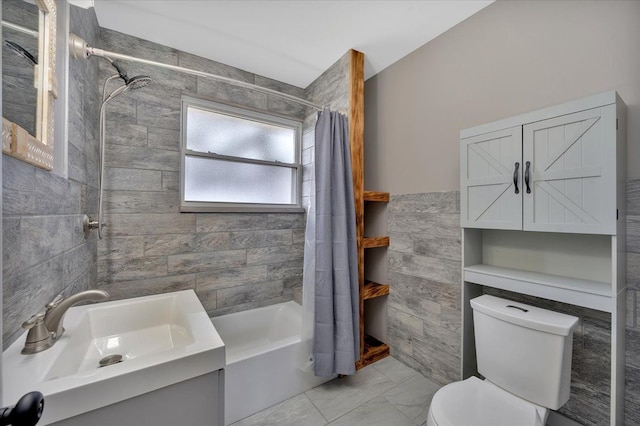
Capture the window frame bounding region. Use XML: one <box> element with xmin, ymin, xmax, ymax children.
<box><xmin>180</xmin><ymin>96</ymin><xmax>304</xmax><ymax>213</ymax></box>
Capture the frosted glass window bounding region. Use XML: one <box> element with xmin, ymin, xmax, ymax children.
<box><xmin>180</xmin><ymin>97</ymin><xmax>301</xmax><ymax>211</ymax></box>
<box><xmin>184</xmin><ymin>157</ymin><xmax>295</xmax><ymax>204</ymax></box>
<box><xmin>187</xmin><ymin>106</ymin><xmax>296</xmax><ymax>163</ymax></box>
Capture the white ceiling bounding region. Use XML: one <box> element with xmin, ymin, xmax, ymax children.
<box><xmin>91</xmin><ymin>0</ymin><xmax>493</xmax><ymax>89</ymax></box>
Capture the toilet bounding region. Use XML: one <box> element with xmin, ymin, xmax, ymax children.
<box><xmin>427</xmin><ymin>294</ymin><xmax>579</xmax><ymax>426</ymax></box>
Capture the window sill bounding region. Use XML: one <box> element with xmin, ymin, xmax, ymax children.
<box><xmin>180</xmin><ymin>204</ymin><xmax>305</xmax><ymax>214</ymax></box>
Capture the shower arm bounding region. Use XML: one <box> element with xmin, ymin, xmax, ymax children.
<box><xmin>69</xmin><ymin>33</ymin><xmax>324</xmax><ymax>111</ymax></box>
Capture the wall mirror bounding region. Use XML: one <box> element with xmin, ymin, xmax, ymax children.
<box><xmin>2</xmin><ymin>0</ymin><xmax>56</xmax><ymax>170</ymax></box>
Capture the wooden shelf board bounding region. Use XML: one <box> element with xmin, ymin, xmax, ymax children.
<box><xmin>364</xmin><ymin>191</ymin><xmax>390</xmax><ymax>203</ymax></box>
<box><xmin>356</xmin><ymin>334</ymin><xmax>390</xmax><ymax>370</ymax></box>
<box><xmin>464</xmin><ymin>264</ymin><xmax>615</xmax><ymax>313</ymax></box>
<box><xmin>363</xmin><ymin>281</ymin><xmax>389</xmax><ymax>300</ymax></box>
<box><xmin>363</xmin><ymin>236</ymin><xmax>390</xmax><ymax>249</ymax></box>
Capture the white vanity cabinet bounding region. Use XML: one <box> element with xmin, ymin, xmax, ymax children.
<box><xmin>460</xmin><ymin>91</ymin><xmax>627</xmax><ymax>425</ymax></box>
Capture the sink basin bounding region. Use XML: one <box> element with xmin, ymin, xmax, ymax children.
<box><xmin>3</xmin><ymin>290</ymin><xmax>225</xmax><ymax>424</ymax></box>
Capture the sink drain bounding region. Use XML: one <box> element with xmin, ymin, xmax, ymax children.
<box><xmin>99</xmin><ymin>354</ymin><xmax>123</xmax><ymax>368</ymax></box>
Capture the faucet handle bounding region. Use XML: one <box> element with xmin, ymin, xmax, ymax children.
<box><xmin>22</xmin><ymin>312</ymin><xmax>46</xmax><ymax>330</ymax></box>
<box><xmin>21</xmin><ymin>312</ymin><xmax>54</xmax><ymax>355</ymax></box>
<box><xmin>46</xmin><ymin>294</ymin><xmax>64</xmax><ymax>309</ymax></box>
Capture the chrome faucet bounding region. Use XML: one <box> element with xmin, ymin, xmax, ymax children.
<box><xmin>21</xmin><ymin>290</ymin><xmax>109</xmax><ymax>355</ymax></box>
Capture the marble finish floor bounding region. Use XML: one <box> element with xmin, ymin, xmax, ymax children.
<box><xmin>231</xmin><ymin>356</ymin><xmax>441</xmax><ymax>426</ymax></box>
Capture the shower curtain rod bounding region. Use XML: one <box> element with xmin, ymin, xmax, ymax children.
<box><xmin>69</xmin><ymin>33</ymin><xmax>323</xmax><ymax>111</ymax></box>
<box><xmin>2</xmin><ymin>20</ymin><xmax>39</xmax><ymax>38</ymax></box>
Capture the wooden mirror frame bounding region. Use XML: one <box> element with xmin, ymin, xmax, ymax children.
<box><xmin>2</xmin><ymin>0</ymin><xmax>57</xmax><ymax>170</ymax></box>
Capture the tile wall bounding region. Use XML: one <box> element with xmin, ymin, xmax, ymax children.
<box><xmin>301</xmin><ymin>52</ymin><xmax>351</xmax><ymax>209</ymax></box>
<box><xmin>386</xmin><ymin>191</ymin><xmax>461</xmax><ymax>385</ymax></box>
<box><xmin>386</xmin><ymin>180</ymin><xmax>640</xmax><ymax>425</ymax></box>
<box><xmin>95</xmin><ymin>28</ymin><xmax>308</xmax><ymax>316</ymax></box>
<box><xmin>2</xmin><ymin>5</ymin><xmax>100</xmax><ymax>347</ymax></box>
<box><xmin>625</xmin><ymin>177</ymin><xmax>640</xmax><ymax>424</ymax></box>
<box><xmin>3</xmin><ymin>5</ymin><xmax>355</xmax><ymax>345</ymax></box>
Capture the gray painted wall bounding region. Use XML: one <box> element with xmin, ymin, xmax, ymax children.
<box><xmin>2</xmin><ymin>5</ymin><xmax>100</xmax><ymax>347</ymax></box>
<box><xmin>364</xmin><ymin>0</ymin><xmax>640</xmax><ymax>194</ymax></box>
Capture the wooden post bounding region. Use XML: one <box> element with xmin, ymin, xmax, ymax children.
<box><xmin>349</xmin><ymin>49</ymin><xmax>365</xmax><ymax>360</ymax></box>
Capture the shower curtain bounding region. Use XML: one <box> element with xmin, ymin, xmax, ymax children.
<box><xmin>301</xmin><ymin>108</ymin><xmax>359</xmax><ymax>378</ymax></box>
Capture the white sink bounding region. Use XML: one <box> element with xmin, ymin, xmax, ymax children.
<box><xmin>2</xmin><ymin>290</ymin><xmax>225</xmax><ymax>425</ymax></box>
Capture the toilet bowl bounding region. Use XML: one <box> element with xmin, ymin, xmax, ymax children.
<box><xmin>426</xmin><ymin>295</ymin><xmax>578</xmax><ymax>426</ymax></box>
<box><xmin>426</xmin><ymin>377</ymin><xmax>547</xmax><ymax>426</ymax></box>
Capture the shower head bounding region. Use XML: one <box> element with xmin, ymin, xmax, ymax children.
<box><xmin>126</xmin><ymin>75</ymin><xmax>152</xmax><ymax>90</ymax></box>
<box><xmin>101</xmin><ymin>75</ymin><xmax>151</xmax><ymax>105</ymax></box>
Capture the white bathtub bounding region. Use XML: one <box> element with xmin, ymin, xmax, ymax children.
<box><xmin>211</xmin><ymin>301</ymin><xmax>331</xmax><ymax>425</ymax></box>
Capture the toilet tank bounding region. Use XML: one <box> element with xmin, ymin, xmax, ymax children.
<box><xmin>471</xmin><ymin>295</ymin><xmax>579</xmax><ymax>410</ymax></box>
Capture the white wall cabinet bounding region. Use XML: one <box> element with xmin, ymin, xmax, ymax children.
<box><xmin>460</xmin><ymin>91</ymin><xmax>627</xmax><ymax>426</ymax></box>
<box><xmin>461</xmin><ymin>98</ymin><xmax>619</xmax><ymax>235</ymax></box>
<box><xmin>461</xmin><ymin>126</ymin><xmax>522</xmax><ymax>230</ymax></box>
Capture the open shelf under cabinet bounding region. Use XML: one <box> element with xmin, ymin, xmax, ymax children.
<box><xmin>464</xmin><ymin>264</ymin><xmax>615</xmax><ymax>313</ymax></box>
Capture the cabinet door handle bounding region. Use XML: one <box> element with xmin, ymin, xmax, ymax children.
<box><xmin>513</xmin><ymin>162</ymin><xmax>520</xmax><ymax>194</ymax></box>
<box><xmin>525</xmin><ymin>161</ymin><xmax>531</xmax><ymax>194</ymax></box>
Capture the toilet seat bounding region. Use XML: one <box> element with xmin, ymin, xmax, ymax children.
<box><xmin>428</xmin><ymin>376</ymin><xmax>547</xmax><ymax>426</ymax></box>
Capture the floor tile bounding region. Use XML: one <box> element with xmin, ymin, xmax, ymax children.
<box><xmin>383</xmin><ymin>374</ymin><xmax>440</xmax><ymax>425</ymax></box>
<box><xmin>372</xmin><ymin>356</ymin><xmax>419</xmax><ymax>384</ymax></box>
<box><xmin>328</xmin><ymin>396</ymin><xmax>418</xmax><ymax>426</ymax></box>
<box><xmin>231</xmin><ymin>393</ymin><xmax>327</xmax><ymax>426</ymax></box>
<box><xmin>305</xmin><ymin>364</ymin><xmax>397</xmax><ymax>422</ymax></box>
<box><xmin>234</xmin><ymin>357</ymin><xmax>441</xmax><ymax>426</ymax></box>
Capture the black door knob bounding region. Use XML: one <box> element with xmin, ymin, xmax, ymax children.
<box><xmin>0</xmin><ymin>392</ymin><xmax>44</xmax><ymax>426</ymax></box>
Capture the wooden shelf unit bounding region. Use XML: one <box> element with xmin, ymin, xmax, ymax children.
<box><xmin>363</xmin><ymin>191</ymin><xmax>390</xmax><ymax>203</ymax></box>
<box><xmin>363</xmin><ymin>281</ymin><xmax>390</xmax><ymax>300</ymax></box>
<box><xmin>363</xmin><ymin>236</ymin><xmax>390</xmax><ymax>249</ymax></box>
<box><xmin>356</xmin><ymin>334</ymin><xmax>390</xmax><ymax>369</ymax></box>
<box><xmin>358</xmin><ymin>190</ymin><xmax>391</xmax><ymax>369</ymax></box>
<box><xmin>349</xmin><ymin>49</ymin><xmax>390</xmax><ymax>370</ymax></box>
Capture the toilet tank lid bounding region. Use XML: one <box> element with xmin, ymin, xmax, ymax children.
<box><xmin>470</xmin><ymin>295</ymin><xmax>579</xmax><ymax>336</ymax></box>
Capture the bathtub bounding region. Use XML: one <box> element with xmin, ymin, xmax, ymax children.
<box><xmin>211</xmin><ymin>301</ymin><xmax>331</xmax><ymax>425</ymax></box>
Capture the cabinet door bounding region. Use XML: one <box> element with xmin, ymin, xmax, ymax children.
<box><xmin>523</xmin><ymin>105</ymin><xmax>617</xmax><ymax>234</ymax></box>
<box><xmin>461</xmin><ymin>127</ymin><xmax>522</xmax><ymax>229</ymax></box>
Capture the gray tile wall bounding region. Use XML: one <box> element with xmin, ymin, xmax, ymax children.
<box><xmin>2</xmin><ymin>5</ymin><xmax>100</xmax><ymax>347</ymax></box>
<box><xmin>301</xmin><ymin>51</ymin><xmax>351</xmax><ymax>212</ymax></box>
<box><xmin>625</xmin><ymin>177</ymin><xmax>640</xmax><ymax>425</ymax></box>
<box><xmin>386</xmin><ymin>192</ymin><xmax>461</xmax><ymax>385</ymax></box>
<box><xmin>386</xmin><ymin>181</ymin><xmax>640</xmax><ymax>426</ymax></box>
<box><xmin>95</xmin><ymin>28</ymin><xmax>312</xmax><ymax>316</ymax></box>
<box><xmin>3</xmin><ymin>15</ymin><xmax>353</xmax><ymax>343</ymax></box>
<box><xmin>304</xmin><ymin>52</ymin><xmax>351</xmax><ymax>131</ymax></box>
